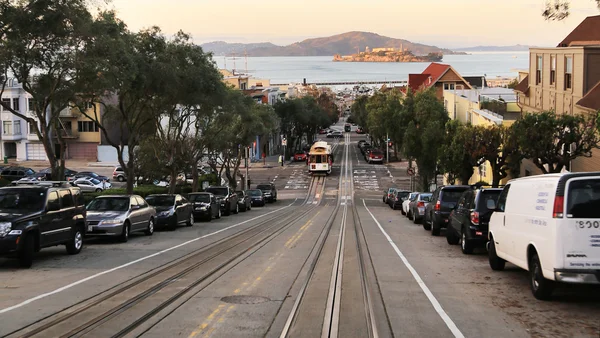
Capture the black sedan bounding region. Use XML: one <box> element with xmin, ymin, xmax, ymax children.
<box><xmin>246</xmin><ymin>189</ymin><xmax>266</xmax><ymax>207</ymax></box>
<box><xmin>188</xmin><ymin>192</ymin><xmax>221</xmax><ymax>221</ymax></box>
<box><xmin>235</xmin><ymin>190</ymin><xmax>252</xmax><ymax>211</ymax></box>
<box><xmin>145</xmin><ymin>194</ymin><xmax>193</xmax><ymax>230</ymax></box>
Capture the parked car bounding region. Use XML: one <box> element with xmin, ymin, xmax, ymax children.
<box><xmin>488</xmin><ymin>172</ymin><xmax>600</xmax><ymax>300</ymax></box>
<box><xmin>360</xmin><ymin>144</ymin><xmax>372</xmax><ymax>156</ymax></box>
<box><xmin>383</xmin><ymin>187</ymin><xmax>397</xmax><ymax>204</ymax></box>
<box><xmin>112</xmin><ymin>166</ymin><xmax>127</xmax><ymax>182</ymax></box>
<box><xmin>68</xmin><ymin>171</ymin><xmax>109</xmax><ymax>182</ymax></box>
<box><xmin>235</xmin><ymin>190</ymin><xmax>252</xmax><ymax>211</ymax></box>
<box><xmin>205</xmin><ymin>186</ymin><xmax>239</xmax><ymax>215</ymax></box>
<box><xmin>327</xmin><ymin>131</ymin><xmax>343</xmax><ymax>138</ymax></box>
<box><xmin>0</xmin><ymin>167</ymin><xmax>36</xmax><ymax>182</ymax></box>
<box><xmin>389</xmin><ymin>190</ymin><xmax>411</xmax><ymax>210</ymax></box>
<box><xmin>424</xmin><ymin>185</ymin><xmax>472</xmax><ymax>235</ymax></box>
<box><xmin>13</xmin><ymin>172</ymin><xmax>47</xmax><ymax>184</ymax></box>
<box><xmin>38</xmin><ymin>167</ymin><xmax>78</xmax><ymax>180</ymax></box>
<box><xmin>188</xmin><ymin>192</ymin><xmax>221</xmax><ymax>221</ymax></box>
<box><xmin>408</xmin><ymin>193</ymin><xmax>432</xmax><ymax>224</ymax></box>
<box><xmin>446</xmin><ymin>187</ymin><xmax>503</xmax><ymax>254</ymax></box>
<box><xmin>294</xmin><ymin>152</ymin><xmax>307</xmax><ymax>162</ymax></box>
<box><xmin>256</xmin><ymin>183</ymin><xmax>277</xmax><ymax>203</ymax></box>
<box><xmin>73</xmin><ymin>177</ymin><xmax>112</xmax><ymax>193</ymax></box>
<box><xmin>86</xmin><ymin>195</ymin><xmax>156</xmax><ymax>242</ymax></box>
<box><xmin>356</xmin><ymin>127</ymin><xmax>364</xmax><ymax>134</ymax></box>
<box><xmin>358</xmin><ymin>140</ymin><xmax>367</xmax><ymax>149</ymax></box>
<box><xmin>247</xmin><ymin>189</ymin><xmax>266</xmax><ymax>207</ymax></box>
<box><xmin>145</xmin><ymin>194</ymin><xmax>193</xmax><ymax>229</ymax></box>
<box><xmin>0</xmin><ymin>182</ymin><xmax>86</xmax><ymax>268</ymax></box>
<box><xmin>402</xmin><ymin>192</ymin><xmax>419</xmax><ymax>216</ymax></box>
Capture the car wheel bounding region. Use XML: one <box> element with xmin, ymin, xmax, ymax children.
<box><xmin>66</xmin><ymin>226</ymin><xmax>84</xmax><ymax>255</ymax></box>
<box><xmin>118</xmin><ymin>176</ymin><xmax>125</xmax><ymax>182</ymax></box>
<box><xmin>18</xmin><ymin>234</ymin><xmax>35</xmax><ymax>268</ymax></box>
<box><xmin>95</xmin><ymin>188</ymin><xmax>102</xmax><ymax>193</ymax></box>
<box><xmin>413</xmin><ymin>213</ymin><xmax>420</xmax><ymax>224</ymax></box>
<box><xmin>446</xmin><ymin>226</ymin><xmax>459</xmax><ymax>245</ymax></box>
<box><xmin>241</xmin><ymin>204</ymin><xmax>247</xmax><ymax>212</ymax></box>
<box><xmin>431</xmin><ymin>219</ymin><xmax>440</xmax><ymax>236</ymax></box>
<box><xmin>488</xmin><ymin>238</ymin><xmax>506</xmax><ymax>271</ymax></box>
<box><xmin>530</xmin><ymin>253</ymin><xmax>554</xmax><ymax>300</ymax></box>
<box><xmin>401</xmin><ymin>208</ymin><xmax>406</xmax><ymax>216</ymax></box>
<box><xmin>461</xmin><ymin>228</ymin><xmax>474</xmax><ymax>254</ymax></box>
<box><xmin>216</xmin><ymin>208</ymin><xmax>221</xmax><ymax>219</ymax></box>
<box><xmin>234</xmin><ymin>203</ymin><xmax>239</xmax><ymax>214</ymax></box>
<box><xmin>119</xmin><ymin>222</ymin><xmax>130</xmax><ymax>243</ymax></box>
<box><xmin>422</xmin><ymin>217</ymin><xmax>431</xmax><ymax>230</ymax></box>
<box><xmin>187</xmin><ymin>213</ymin><xmax>194</xmax><ymax>227</ymax></box>
<box><xmin>145</xmin><ymin>218</ymin><xmax>154</xmax><ymax>236</ymax></box>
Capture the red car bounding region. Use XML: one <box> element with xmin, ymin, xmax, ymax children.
<box><xmin>294</xmin><ymin>152</ymin><xmax>307</xmax><ymax>162</ymax></box>
<box><xmin>318</xmin><ymin>129</ymin><xmax>328</xmax><ymax>134</ymax></box>
<box><xmin>356</xmin><ymin>128</ymin><xmax>364</xmax><ymax>134</ymax></box>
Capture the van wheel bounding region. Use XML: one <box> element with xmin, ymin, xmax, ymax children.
<box><xmin>18</xmin><ymin>234</ymin><xmax>35</xmax><ymax>268</ymax></box>
<box><xmin>530</xmin><ymin>253</ymin><xmax>554</xmax><ymax>300</ymax></box>
<box><xmin>488</xmin><ymin>239</ymin><xmax>505</xmax><ymax>271</ymax></box>
<box><xmin>66</xmin><ymin>227</ymin><xmax>83</xmax><ymax>255</ymax></box>
<box><xmin>446</xmin><ymin>227</ymin><xmax>459</xmax><ymax>245</ymax></box>
<box><xmin>460</xmin><ymin>228</ymin><xmax>474</xmax><ymax>254</ymax></box>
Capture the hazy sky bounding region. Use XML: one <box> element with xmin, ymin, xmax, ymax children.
<box><xmin>108</xmin><ymin>0</ymin><xmax>599</xmax><ymax>48</ymax></box>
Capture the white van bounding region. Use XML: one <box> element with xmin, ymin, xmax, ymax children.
<box><xmin>487</xmin><ymin>172</ymin><xmax>600</xmax><ymax>300</ymax></box>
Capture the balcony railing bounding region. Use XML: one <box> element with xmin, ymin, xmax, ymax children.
<box><xmin>55</xmin><ymin>128</ymin><xmax>79</xmax><ymax>139</ymax></box>
<box><xmin>480</xmin><ymin>99</ymin><xmax>507</xmax><ymax>116</ymax></box>
<box><xmin>59</xmin><ymin>107</ymin><xmax>81</xmax><ymax>117</ymax></box>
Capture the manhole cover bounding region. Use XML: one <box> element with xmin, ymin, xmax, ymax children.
<box><xmin>221</xmin><ymin>295</ymin><xmax>270</xmax><ymax>304</ymax></box>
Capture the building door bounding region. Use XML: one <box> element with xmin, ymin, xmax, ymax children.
<box><xmin>3</xmin><ymin>142</ymin><xmax>17</xmax><ymax>158</ymax></box>
<box><xmin>26</xmin><ymin>143</ymin><xmax>47</xmax><ymax>160</ymax></box>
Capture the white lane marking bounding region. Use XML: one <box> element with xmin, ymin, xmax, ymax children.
<box><xmin>0</xmin><ymin>200</ymin><xmax>298</xmax><ymax>315</ymax></box>
<box><xmin>362</xmin><ymin>199</ymin><xmax>465</xmax><ymax>338</ymax></box>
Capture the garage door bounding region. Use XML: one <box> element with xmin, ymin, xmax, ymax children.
<box><xmin>26</xmin><ymin>143</ymin><xmax>47</xmax><ymax>161</ymax></box>
<box><xmin>67</xmin><ymin>142</ymin><xmax>97</xmax><ymax>160</ymax></box>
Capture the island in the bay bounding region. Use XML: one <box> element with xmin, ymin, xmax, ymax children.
<box><xmin>333</xmin><ymin>45</ymin><xmax>443</xmax><ymax>63</ymax></box>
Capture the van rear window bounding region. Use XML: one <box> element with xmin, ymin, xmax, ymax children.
<box><xmin>441</xmin><ymin>189</ymin><xmax>468</xmax><ymax>202</ymax></box>
<box><xmin>567</xmin><ymin>179</ymin><xmax>600</xmax><ymax>218</ymax></box>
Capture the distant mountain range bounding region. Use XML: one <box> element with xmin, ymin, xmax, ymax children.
<box><xmin>200</xmin><ymin>32</ymin><xmax>465</xmax><ymax>57</ymax></box>
<box><xmin>454</xmin><ymin>44</ymin><xmax>539</xmax><ymax>52</ymax></box>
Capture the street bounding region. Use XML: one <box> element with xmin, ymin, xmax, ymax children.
<box><xmin>0</xmin><ymin>121</ymin><xmax>599</xmax><ymax>338</ymax></box>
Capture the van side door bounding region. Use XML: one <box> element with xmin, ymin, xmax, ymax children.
<box><xmin>490</xmin><ymin>184</ymin><xmax>510</xmax><ymax>258</ymax></box>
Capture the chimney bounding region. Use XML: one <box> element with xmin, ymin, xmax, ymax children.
<box><xmin>303</xmin><ymin>78</ymin><xmax>307</xmax><ymax>86</ymax></box>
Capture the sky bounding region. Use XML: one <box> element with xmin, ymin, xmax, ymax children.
<box><xmin>107</xmin><ymin>0</ymin><xmax>599</xmax><ymax>48</ymax></box>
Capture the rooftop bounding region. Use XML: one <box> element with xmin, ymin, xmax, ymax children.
<box><xmin>446</xmin><ymin>87</ymin><xmax>517</xmax><ymax>103</ymax></box>
<box><xmin>558</xmin><ymin>15</ymin><xmax>600</xmax><ymax>47</ymax></box>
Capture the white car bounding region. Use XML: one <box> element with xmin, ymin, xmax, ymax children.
<box><xmin>488</xmin><ymin>172</ymin><xmax>600</xmax><ymax>300</ymax></box>
<box><xmin>74</xmin><ymin>177</ymin><xmax>112</xmax><ymax>193</ymax></box>
<box><xmin>402</xmin><ymin>192</ymin><xmax>419</xmax><ymax>216</ymax></box>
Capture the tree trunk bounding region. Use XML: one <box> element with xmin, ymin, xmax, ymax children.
<box><xmin>191</xmin><ymin>165</ymin><xmax>199</xmax><ymax>192</ymax></box>
<box><xmin>168</xmin><ymin>168</ymin><xmax>177</xmax><ymax>194</ymax></box>
<box><xmin>125</xmin><ymin>158</ymin><xmax>135</xmax><ymax>194</ymax></box>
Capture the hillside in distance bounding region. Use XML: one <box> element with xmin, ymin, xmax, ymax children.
<box><xmin>201</xmin><ymin>32</ymin><xmax>464</xmax><ymax>57</ymax></box>
<box><xmin>454</xmin><ymin>44</ymin><xmax>539</xmax><ymax>52</ymax></box>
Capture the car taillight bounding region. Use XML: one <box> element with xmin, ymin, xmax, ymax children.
<box><xmin>434</xmin><ymin>200</ymin><xmax>441</xmax><ymax>211</ymax></box>
<box><xmin>417</xmin><ymin>201</ymin><xmax>424</xmax><ymax>208</ymax></box>
<box><xmin>553</xmin><ymin>195</ymin><xmax>564</xmax><ymax>218</ymax></box>
<box><xmin>470</xmin><ymin>211</ymin><xmax>480</xmax><ymax>225</ymax></box>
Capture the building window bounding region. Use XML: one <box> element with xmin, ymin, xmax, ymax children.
<box><xmin>12</xmin><ymin>98</ymin><xmax>19</xmax><ymax>112</ymax></box>
<box><xmin>240</xmin><ymin>82</ymin><xmax>247</xmax><ymax>90</ymax></box>
<box><xmin>29</xmin><ymin>121</ymin><xmax>37</xmax><ymax>134</ymax></box>
<box><xmin>479</xmin><ymin>163</ymin><xmax>487</xmax><ymax>179</ymax></box>
<box><xmin>14</xmin><ymin>121</ymin><xmax>21</xmax><ymax>135</ymax></box>
<box><xmin>1</xmin><ymin>98</ymin><xmax>10</xmax><ymax>112</ymax></box>
<box><xmin>443</xmin><ymin>83</ymin><xmax>455</xmax><ymax>90</ymax></box>
<box><xmin>565</xmin><ymin>56</ymin><xmax>573</xmax><ymax>90</ymax></box>
<box><xmin>28</xmin><ymin>98</ymin><xmax>35</xmax><ymax>112</ymax></box>
<box><xmin>550</xmin><ymin>55</ymin><xmax>556</xmax><ymax>85</ymax></box>
<box><xmin>536</xmin><ymin>55</ymin><xmax>542</xmax><ymax>85</ymax></box>
<box><xmin>3</xmin><ymin>121</ymin><xmax>12</xmax><ymax>135</ymax></box>
<box><xmin>77</xmin><ymin>121</ymin><xmax>99</xmax><ymax>132</ymax></box>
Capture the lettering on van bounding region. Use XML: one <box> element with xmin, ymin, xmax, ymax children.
<box><xmin>577</xmin><ymin>221</ymin><xmax>600</xmax><ymax>229</ymax></box>
<box><xmin>566</xmin><ymin>254</ymin><xmax>587</xmax><ymax>258</ymax></box>
<box><xmin>526</xmin><ymin>218</ymin><xmax>547</xmax><ymax>226</ymax></box>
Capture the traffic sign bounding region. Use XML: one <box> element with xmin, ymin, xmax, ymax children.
<box><xmin>407</xmin><ymin>167</ymin><xmax>415</xmax><ymax>176</ymax></box>
<box><xmin>282</xmin><ymin>138</ymin><xmax>287</xmax><ymax>146</ymax></box>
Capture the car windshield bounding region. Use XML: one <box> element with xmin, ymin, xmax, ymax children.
<box><xmin>248</xmin><ymin>190</ymin><xmax>262</xmax><ymax>196</ymax></box>
<box><xmin>257</xmin><ymin>185</ymin><xmax>271</xmax><ymax>190</ymax></box>
<box><xmin>146</xmin><ymin>195</ymin><xmax>175</xmax><ymax>206</ymax></box>
<box><xmin>87</xmin><ymin>197</ymin><xmax>129</xmax><ymax>211</ymax></box>
<box><xmin>206</xmin><ymin>187</ymin><xmax>228</xmax><ymax>196</ymax></box>
<box><xmin>442</xmin><ymin>189</ymin><xmax>469</xmax><ymax>202</ymax></box>
<box><xmin>189</xmin><ymin>194</ymin><xmax>210</xmax><ymax>203</ymax></box>
<box><xmin>567</xmin><ymin>179</ymin><xmax>600</xmax><ymax>218</ymax></box>
<box><xmin>0</xmin><ymin>189</ymin><xmax>46</xmax><ymax>210</ymax></box>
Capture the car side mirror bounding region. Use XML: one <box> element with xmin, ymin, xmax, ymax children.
<box><xmin>131</xmin><ymin>204</ymin><xmax>140</xmax><ymax>210</ymax></box>
<box><xmin>486</xmin><ymin>199</ymin><xmax>496</xmax><ymax>210</ymax></box>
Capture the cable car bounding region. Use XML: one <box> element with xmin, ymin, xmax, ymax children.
<box><xmin>344</xmin><ymin>123</ymin><xmax>351</xmax><ymax>132</ymax></box>
<box><xmin>308</xmin><ymin>141</ymin><xmax>333</xmax><ymax>175</ymax></box>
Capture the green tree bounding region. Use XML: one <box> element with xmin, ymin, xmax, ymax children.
<box><xmin>476</xmin><ymin>124</ymin><xmax>523</xmax><ymax>187</ymax></box>
<box><xmin>0</xmin><ymin>0</ymin><xmax>96</xmax><ymax>179</ymax></box>
<box><xmin>350</xmin><ymin>95</ymin><xmax>369</xmax><ymax>130</ymax></box>
<box><xmin>506</xmin><ymin>78</ymin><xmax>519</xmax><ymax>89</ymax></box>
<box><xmin>439</xmin><ymin>121</ymin><xmax>479</xmax><ymax>185</ymax></box>
<box><xmin>513</xmin><ymin>111</ymin><xmax>600</xmax><ymax>174</ymax></box>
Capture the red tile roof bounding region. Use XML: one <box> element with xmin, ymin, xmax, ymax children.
<box><xmin>576</xmin><ymin>81</ymin><xmax>600</xmax><ymax>111</ymax></box>
<box><xmin>558</xmin><ymin>15</ymin><xmax>600</xmax><ymax>47</ymax></box>
<box><xmin>421</xmin><ymin>62</ymin><xmax>451</xmax><ymax>84</ymax></box>
<box><xmin>408</xmin><ymin>74</ymin><xmax>432</xmax><ymax>91</ymax></box>
<box><xmin>513</xmin><ymin>75</ymin><xmax>529</xmax><ymax>95</ymax></box>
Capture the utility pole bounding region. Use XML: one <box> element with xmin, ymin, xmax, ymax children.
<box><xmin>386</xmin><ymin>132</ymin><xmax>389</xmax><ymax>164</ymax></box>
<box><xmin>245</xmin><ymin>146</ymin><xmax>249</xmax><ymax>189</ymax></box>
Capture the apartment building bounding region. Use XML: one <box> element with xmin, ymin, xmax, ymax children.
<box><xmin>513</xmin><ymin>15</ymin><xmax>600</xmax><ymax>174</ymax></box>
<box><xmin>402</xmin><ymin>62</ymin><xmax>473</xmax><ymax>100</ymax></box>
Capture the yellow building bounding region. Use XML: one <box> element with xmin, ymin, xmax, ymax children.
<box><xmin>513</xmin><ymin>15</ymin><xmax>600</xmax><ymax>175</ymax></box>
<box><xmin>57</xmin><ymin>102</ymin><xmax>102</xmax><ymax>159</ymax></box>
<box><xmin>220</xmin><ymin>69</ymin><xmax>249</xmax><ymax>90</ymax></box>
<box><xmin>443</xmin><ymin>87</ymin><xmax>521</xmax><ymax>185</ymax></box>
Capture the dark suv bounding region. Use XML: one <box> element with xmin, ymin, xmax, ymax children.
<box><xmin>446</xmin><ymin>187</ymin><xmax>503</xmax><ymax>254</ymax></box>
<box><xmin>424</xmin><ymin>185</ymin><xmax>471</xmax><ymax>236</ymax></box>
<box><xmin>257</xmin><ymin>183</ymin><xmax>277</xmax><ymax>203</ymax></box>
<box><xmin>0</xmin><ymin>182</ymin><xmax>86</xmax><ymax>268</ymax></box>
<box><xmin>205</xmin><ymin>186</ymin><xmax>239</xmax><ymax>215</ymax></box>
<box><xmin>0</xmin><ymin>167</ymin><xmax>36</xmax><ymax>182</ymax></box>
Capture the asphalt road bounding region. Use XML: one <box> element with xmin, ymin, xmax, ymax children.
<box><xmin>1</xmin><ymin>121</ymin><xmax>599</xmax><ymax>337</ymax></box>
